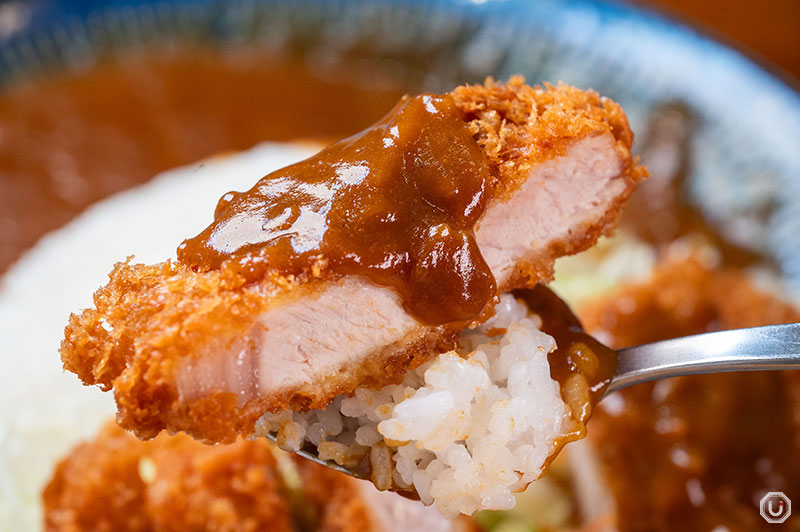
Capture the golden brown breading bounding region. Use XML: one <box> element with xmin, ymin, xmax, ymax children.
<box><xmin>452</xmin><ymin>77</ymin><xmax>646</xmax><ymax>292</ymax></box>
<box><xmin>60</xmin><ymin>78</ymin><xmax>646</xmax><ymax>444</ymax></box>
<box><xmin>452</xmin><ymin>77</ymin><xmax>643</xmax><ymax>198</ymax></box>
<box><xmin>43</xmin><ymin>424</ymin><xmax>293</xmax><ymax>532</ymax></box>
<box><xmin>43</xmin><ymin>424</ymin><xmax>152</xmax><ymax>532</ymax></box>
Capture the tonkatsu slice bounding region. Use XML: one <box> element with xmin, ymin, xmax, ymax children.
<box><xmin>62</xmin><ymin>77</ymin><xmax>646</xmax><ymax>444</ymax></box>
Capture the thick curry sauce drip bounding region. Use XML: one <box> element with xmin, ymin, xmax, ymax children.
<box><xmin>516</xmin><ymin>285</ymin><xmax>618</xmax><ymax>415</ymax></box>
<box><xmin>179</xmin><ymin>93</ymin><xmax>497</xmax><ymax>325</ymax></box>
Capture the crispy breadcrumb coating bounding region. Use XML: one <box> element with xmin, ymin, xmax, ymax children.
<box><xmin>451</xmin><ymin>77</ymin><xmax>643</xmax><ymax>198</ymax></box>
<box><xmin>61</xmin><ymin>78</ymin><xmax>647</xmax><ymax>443</ymax></box>
<box><xmin>43</xmin><ymin>424</ymin><xmax>292</xmax><ymax>532</ymax></box>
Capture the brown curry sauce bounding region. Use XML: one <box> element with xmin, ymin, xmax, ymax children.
<box><xmin>0</xmin><ymin>49</ymin><xmax>403</xmax><ymax>274</ymax></box>
<box><xmin>178</xmin><ymin>93</ymin><xmax>496</xmax><ymax>325</ymax></box>
<box><xmin>517</xmin><ymin>285</ymin><xmax>618</xmax><ymax>421</ymax></box>
<box><xmin>174</xmin><ymin>86</ymin><xmax>618</xmax><ymax>414</ymax></box>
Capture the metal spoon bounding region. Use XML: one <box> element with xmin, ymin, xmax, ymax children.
<box><xmin>606</xmin><ymin>321</ymin><xmax>800</xmax><ymax>394</ymax></box>
<box><xmin>268</xmin><ymin>322</ymin><xmax>800</xmax><ymax>480</ymax></box>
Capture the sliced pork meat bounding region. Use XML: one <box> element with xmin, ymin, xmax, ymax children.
<box><xmin>61</xmin><ymin>77</ymin><xmax>647</xmax><ymax>443</ymax></box>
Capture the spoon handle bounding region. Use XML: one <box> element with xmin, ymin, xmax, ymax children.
<box><xmin>606</xmin><ymin>322</ymin><xmax>800</xmax><ymax>395</ymax></box>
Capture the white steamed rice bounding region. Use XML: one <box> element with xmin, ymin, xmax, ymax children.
<box><xmin>256</xmin><ymin>294</ymin><xmax>572</xmax><ymax>518</ymax></box>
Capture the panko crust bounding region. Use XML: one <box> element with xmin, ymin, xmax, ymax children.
<box><xmin>62</xmin><ymin>258</ymin><xmax>459</xmax><ymax>442</ymax></box>
<box><xmin>452</xmin><ymin>76</ymin><xmax>644</xmax><ymax>197</ymax></box>
<box><xmin>61</xmin><ymin>77</ymin><xmax>646</xmax><ymax>443</ymax></box>
<box><xmin>453</xmin><ymin>76</ymin><xmax>646</xmax><ymax>290</ymax></box>
<box><xmin>62</xmin><ymin>259</ymin><xmax>304</xmax><ymax>441</ymax></box>
<box><xmin>42</xmin><ymin>424</ymin><xmax>293</xmax><ymax>532</ymax></box>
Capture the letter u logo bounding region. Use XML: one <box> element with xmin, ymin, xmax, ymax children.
<box><xmin>768</xmin><ymin>499</ymin><xmax>784</xmax><ymax>517</ymax></box>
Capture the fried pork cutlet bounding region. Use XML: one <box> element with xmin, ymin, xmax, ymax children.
<box><xmin>43</xmin><ymin>423</ymin><xmax>476</xmax><ymax>532</ymax></box>
<box><xmin>61</xmin><ymin>77</ymin><xmax>646</xmax><ymax>444</ymax></box>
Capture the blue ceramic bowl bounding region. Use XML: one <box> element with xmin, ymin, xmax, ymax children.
<box><xmin>3</xmin><ymin>0</ymin><xmax>800</xmax><ymax>282</ymax></box>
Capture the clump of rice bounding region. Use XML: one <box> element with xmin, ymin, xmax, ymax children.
<box><xmin>255</xmin><ymin>294</ymin><xmax>571</xmax><ymax>518</ymax></box>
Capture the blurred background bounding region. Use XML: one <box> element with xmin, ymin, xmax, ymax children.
<box><xmin>641</xmin><ymin>0</ymin><xmax>799</xmax><ymax>80</ymax></box>
<box><xmin>1</xmin><ymin>1</ymin><xmax>800</xmax><ymax>531</ymax></box>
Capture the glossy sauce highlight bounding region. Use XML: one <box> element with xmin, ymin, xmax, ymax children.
<box><xmin>179</xmin><ymin>93</ymin><xmax>496</xmax><ymax>325</ymax></box>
